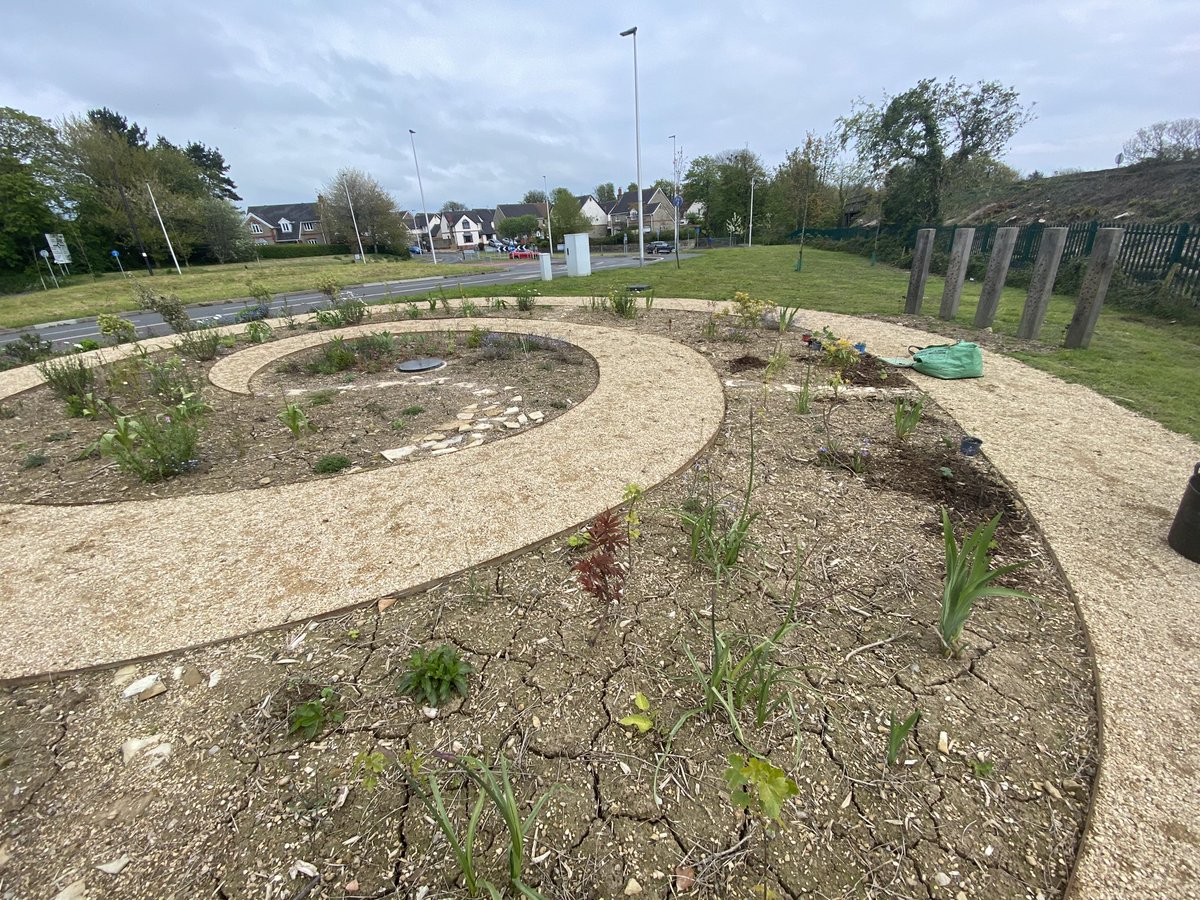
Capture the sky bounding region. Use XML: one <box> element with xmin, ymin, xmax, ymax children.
<box><xmin>2</xmin><ymin>0</ymin><xmax>1195</xmax><ymax>211</ymax></box>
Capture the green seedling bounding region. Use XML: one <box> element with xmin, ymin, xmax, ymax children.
<box><xmin>354</xmin><ymin>750</ymin><xmax>389</xmax><ymax>791</ymax></box>
<box><xmin>278</xmin><ymin>403</ymin><xmax>313</xmax><ymax>438</ymax></box>
<box><xmin>886</xmin><ymin>709</ymin><xmax>921</xmax><ymax>766</ymax></box>
<box><xmin>397</xmin><ymin>644</ymin><xmax>475</xmax><ymax>707</ymax></box>
<box><xmin>289</xmin><ymin>687</ymin><xmax>345</xmax><ymax>741</ymax></box>
<box><xmin>894</xmin><ymin>396</ymin><xmax>924</xmax><ymax>441</ymax></box>
<box><xmin>618</xmin><ymin>692</ymin><xmax>654</xmax><ymax>735</ymax></box>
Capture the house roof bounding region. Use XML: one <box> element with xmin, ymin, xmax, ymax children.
<box><xmin>610</xmin><ymin>188</ymin><xmax>664</xmax><ymax>217</ymax></box>
<box><xmin>496</xmin><ymin>203</ymin><xmax>545</xmax><ymax>219</ymax></box>
<box><xmin>245</xmin><ymin>202</ymin><xmax>320</xmax><ymax>228</ymax></box>
<box><xmin>467</xmin><ymin>208</ymin><xmax>495</xmax><ymax>232</ymax></box>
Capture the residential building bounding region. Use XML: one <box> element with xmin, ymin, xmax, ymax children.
<box><xmin>243</xmin><ymin>203</ymin><xmax>326</xmax><ymax>245</ymax></box>
<box><xmin>607</xmin><ymin>187</ymin><xmax>673</xmax><ymax>235</ymax></box>
<box><xmin>493</xmin><ymin>202</ymin><xmax>548</xmax><ymax>233</ymax></box>
<box><xmin>410</xmin><ymin>212</ymin><xmax>447</xmax><ymax>250</ymax></box>
<box><xmin>574</xmin><ymin>194</ymin><xmax>610</xmax><ymax>237</ymax></box>
<box><xmin>445</xmin><ymin>209</ymin><xmax>497</xmax><ymax>248</ymax></box>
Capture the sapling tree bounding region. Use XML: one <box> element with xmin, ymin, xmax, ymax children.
<box><xmin>724</xmin><ymin>754</ymin><xmax>799</xmax><ymax>897</ymax></box>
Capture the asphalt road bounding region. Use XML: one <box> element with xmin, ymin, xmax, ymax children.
<box><xmin>1</xmin><ymin>252</ymin><xmax>683</xmax><ymax>350</ymax></box>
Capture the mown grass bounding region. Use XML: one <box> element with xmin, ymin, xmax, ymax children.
<box><xmin>0</xmin><ymin>255</ymin><xmax>487</xmax><ymax>330</ymax></box>
<box><xmin>499</xmin><ymin>246</ymin><xmax>1200</xmax><ymax>441</ymax></box>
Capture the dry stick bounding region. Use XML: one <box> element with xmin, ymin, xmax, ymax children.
<box><xmin>843</xmin><ymin>633</ymin><xmax>903</xmax><ymax>664</ymax></box>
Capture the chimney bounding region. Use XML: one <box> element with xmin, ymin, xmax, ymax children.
<box><xmin>617</xmin><ymin>186</ymin><xmax>623</xmax><ymax>199</ymax></box>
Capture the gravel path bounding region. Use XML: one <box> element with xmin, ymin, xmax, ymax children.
<box><xmin>2</xmin><ymin>297</ymin><xmax>1196</xmax><ymax>898</ymax></box>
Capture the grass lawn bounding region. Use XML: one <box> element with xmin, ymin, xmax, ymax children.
<box><xmin>468</xmin><ymin>246</ymin><xmax>1200</xmax><ymax>441</ymax></box>
<box><xmin>0</xmin><ymin>255</ymin><xmax>488</xmax><ymax>330</ymax></box>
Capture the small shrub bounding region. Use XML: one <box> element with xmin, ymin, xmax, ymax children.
<box><xmin>278</xmin><ymin>403</ymin><xmax>313</xmax><ymax>438</ymax></box>
<box><xmin>97</xmin><ymin>406</ymin><xmax>201</xmax><ymax>483</ymax></box>
<box><xmin>133</xmin><ymin>283</ymin><xmax>190</xmax><ymax>333</ymax></box>
<box><xmin>37</xmin><ymin>355</ymin><xmax>95</xmax><ymax>402</ymax></box>
<box><xmin>289</xmin><ymin>687</ymin><xmax>345</xmax><ymax>741</ymax></box>
<box><xmin>305</xmin><ymin>338</ymin><xmax>357</xmax><ymax>375</ymax></box>
<box><xmin>313</xmin><ymin>453</ymin><xmax>352</xmax><ymax>474</ymax></box>
<box><xmin>244</xmin><ymin>320</ymin><xmax>273</xmax><ymax>344</ymax></box>
<box><xmin>3</xmin><ymin>333</ymin><xmax>53</xmax><ymax>365</ymax></box>
<box><xmin>730</xmin><ymin>290</ymin><xmax>768</xmax><ymax>329</ymax></box>
<box><xmin>352</xmin><ymin>332</ymin><xmax>394</xmax><ymax>369</ymax></box>
<box><xmin>176</xmin><ymin>325</ymin><xmax>221</xmax><ymax>361</ymax></box>
<box><xmin>97</xmin><ymin>314</ymin><xmax>137</xmax><ymax>345</ymax></box>
<box><xmin>513</xmin><ymin>284</ymin><xmax>538</xmax><ymax>312</ymax></box>
<box><xmin>396</xmin><ymin>644</ymin><xmax>476</xmax><ymax>707</ymax></box>
<box><xmin>21</xmin><ymin>451</ymin><xmax>49</xmax><ymax>470</ymax></box>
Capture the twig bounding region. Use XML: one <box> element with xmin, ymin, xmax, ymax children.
<box><xmin>843</xmin><ymin>633</ymin><xmax>902</xmax><ymax>664</ymax></box>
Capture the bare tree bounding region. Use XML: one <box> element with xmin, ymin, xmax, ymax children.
<box><xmin>318</xmin><ymin>168</ymin><xmax>408</xmax><ymax>253</ymax></box>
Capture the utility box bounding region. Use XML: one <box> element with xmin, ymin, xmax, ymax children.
<box><xmin>539</xmin><ymin>253</ymin><xmax>552</xmax><ymax>281</ymax></box>
<box><xmin>564</xmin><ymin>233</ymin><xmax>591</xmax><ymax>277</ymax></box>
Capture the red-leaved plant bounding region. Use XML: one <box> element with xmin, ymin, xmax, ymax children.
<box><xmin>571</xmin><ymin>510</ymin><xmax>628</xmax><ymax>605</ymax></box>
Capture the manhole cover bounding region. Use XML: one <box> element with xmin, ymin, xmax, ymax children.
<box><xmin>395</xmin><ymin>358</ymin><xmax>446</xmax><ymax>373</ymax></box>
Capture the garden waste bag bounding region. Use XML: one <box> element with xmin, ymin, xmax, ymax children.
<box><xmin>908</xmin><ymin>341</ymin><xmax>984</xmax><ymax>379</ymax></box>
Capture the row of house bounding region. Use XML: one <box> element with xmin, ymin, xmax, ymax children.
<box><xmin>242</xmin><ymin>187</ymin><xmax>702</xmax><ymax>250</ymax></box>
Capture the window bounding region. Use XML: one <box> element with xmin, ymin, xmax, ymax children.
<box><xmin>301</xmin><ymin>222</ymin><xmax>316</xmax><ymax>233</ymax></box>
<box><xmin>249</xmin><ymin>223</ymin><xmax>263</xmax><ymax>234</ymax></box>
<box><xmin>278</xmin><ymin>218</ymin><xmax>292</xmax><ymax>232</ymax></box>
<box><xmin>463</xmin><ymin>232</ymin><xmax>474</xmax><ymax>243</ymax></box>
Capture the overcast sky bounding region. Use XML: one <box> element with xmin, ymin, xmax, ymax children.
<box><xmin>2</xmin><ymin>1</ymin><xmax>1195</xmax><ymax>210</ymax></box>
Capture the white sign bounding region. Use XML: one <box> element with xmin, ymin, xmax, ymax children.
<box><xmin>44</xmin><ymin>233</ymin><xmax>71</xmax><ymax>265</ymax></box>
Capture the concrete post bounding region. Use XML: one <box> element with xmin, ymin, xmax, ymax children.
<box><xmin>1064</xmin><ymin>228</ymin><xmax>1124</xmax><ymax>349</ymax></box>
<box><xmin>1016</xmin><ymin>227</ymin><xmax>1068</xmax><ymax>340</ymax></box>
<box><xmin>973</xmin><ymin>226</ymin><xmax>1018</xmax><ymax>328</ymax></box>
<box><xmin>905</xmin><ymin>228</ymin><xmax>936</xmax><ymax>314</ymax></box>
<box><xmin>939</xmin><ymin>227</ymin><xmax>976</xmax><ymax>320</ymax></box>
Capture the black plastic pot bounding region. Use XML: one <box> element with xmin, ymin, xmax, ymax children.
<box><xmin>960</xmin><ymin>436</ymin><xmax>983</xmax><ymax>457</ymax></box>
<box><xmin>1168</xmin><ymin>463</ymin><xmax>1200</xmax><ymax>564</ymax></box>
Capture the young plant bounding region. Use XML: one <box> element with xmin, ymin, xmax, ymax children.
<box><xmin>730</xmin><ymin>290</ymin><xmax>768</xmax><ymax>329</ymax></box>
<box><xmin>513</xmin><ymin>284</ymin><xmax>538</xmax><ymax>312</ymax></box>
<box><xmin>289</xmin><ymin>687</ymin><xmax>345</xmax><ymax>741</ymax></box>
<box><xmin>176</xmin><ymin>325</ymin><xmax>220</xmax><ymax>361</ymax></box>
<box><xmin>313</xmin><ymin>454</ymin><xmax>352</xmax><ymax>474</ymax></box>
<box><xmin>608</xmin><ymin>286</ymin><xmax>637</xmax><ymax>319</ymax></box>
<box><xmin>777</xmin><ymin>305</ymin><xmax>800</xmax><ymax>334</ymax></box>
<box><xmin>97</xmin><ymin>314</ymin><xmax>137</xmax><ymax>344</ymax></box>
<box><xmin>354</xmin><ymin>750</ymin><xmax>390</xmax><ymax>792</ymax></box>
<box><xmin>244</xmin><ymin>319</ymin><xmax>273</xmax><ymax>344</ymax></box>
<box><xmin>396</xmin><ymin>644</ymin><xmax>476</xmax><ymax>707</ymax></box>
<box><xmin>724</xmin><ymin>753</ymin><xmax>800</xmax><ymax>898</ymax></box>
<box><xmin>886</xmin><ymin>709</ymin><xmax>921</xmax><ymax>766</ymax></box>
<box><xmin>97</xmin><ymin>404</ymin><xmax>202</xmax><ymax>483</ymax></box>
<box><xmin>278</xmin><ymin>403</ymin><xmax>313</xmax><ymax>438</ymax></box>
<box><xmin>37</xmin><ymin>355</ymin><xmax>95</xmax><ymax>402</ymax></box>
<box><xmin>792</xmin><ymin>362</ymin><xmax>813</xmax><ymax>414</ymax></box>
<box><xmin>133</xmin><ymin>283</ymin><xmax>190</xmax><ymax>333</ymax></box>
<box><xmin>622</xmin><ymin>483</ymin><xmax>644</xmax><ymax>540</ymax></box>
<box><xmin>304</xmin><ymin>337</ymin><xmax>357</xmax><ymax>374</ymax></box>
<box><xmin>459</xmin><ymin>299</ymin><xmax>479</xmax><ymax>317</ymax></box>
<box><xmin>570</xmin><ymin>509</ymin><xmax>629</xmax><ymax>606</ymax></box>
<box><xmin>938</xmin><ymin>508</ymin><xmax>1032</xmax><ymax>656</ymax></box>
<box><xmin>894</xmin><ymin>396</ymin><xmax>924</xmax><ymax>442</ymax></box>
<box><xmin>618</xmin><ymin>692</ymin><xmax>654</xmax><ymax>735</ymax></box>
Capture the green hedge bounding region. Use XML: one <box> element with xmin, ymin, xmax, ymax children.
<box><xmin>255</xmin><ymin>243</ymin><xmax>353</xmax><ymax>259</ymax></box>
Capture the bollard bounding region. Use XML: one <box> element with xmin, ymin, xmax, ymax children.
<box><xmin>905</xmin><ymin>228</ymin><xmax>936</xmax><ymax>314</ymax></box>
<box><xmin>940</xmin><ymin>228</ymin><xmax>976</xmax><ymax>320</ymax></box>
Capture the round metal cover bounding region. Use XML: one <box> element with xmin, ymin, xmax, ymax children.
<box><xmin>395</xmin><ymin>357</ymin><xmax>445</xmax><ymax>373</ymax></box>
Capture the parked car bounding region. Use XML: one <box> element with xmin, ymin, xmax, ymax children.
<box><xmin>509</xmin><ymin>249</ymin><xmax>537</xmax><ymax>259</ymax></box>
<box><xmin>648</xmin><ymin>241</ymin><xmax>674</xmax><ymax>254</ymax></box>
<box><xmin>409</xmin><ymin>245</ymin><xmax>423</xmax><ymax>254</ymax></box>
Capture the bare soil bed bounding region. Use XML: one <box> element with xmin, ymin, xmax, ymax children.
<box><xmin>0</xmin><ymin>305</ymin><xmax>1097</xmax><ymax>899</ymax></box>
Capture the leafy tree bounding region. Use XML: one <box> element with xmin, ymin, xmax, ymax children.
<box><xmin>440</xmin><ymin>200</ymin><xmax>467</xmax><ymax>214</ymax></box>
<box><xmin>318</xmin><ymin>168</ymin><xmax>409</xmax><ymax>253</ymax></box>
<box><xmin>594</xmin><ymin>182</ymin><xmax>616</xmax><ymax>203</ymax></box>
<box><xmin>521</xmin><ymin>189</ymin><xmax>546</xmax><ymax>205</ymax></box>
<box><xmin>0</xmin><ymin>108</ymin><xmax>68</xmax><ymax>271</ymax></box>
<box><xmin>767</xmin><ymin>132</ymin><xmax>839</xmax><ymax>237</ymax></box>
<box><xmin>650</xmin><ymin>177</ymin><xmax>675</xmax><ymax>197</ymax></box>
<box><xmin>625</xmin><ymin>181</ymin><xmax>637</xmax><ymax>194</ymax></box>
<box><xmin>497</xmin><ymin>214</ymin><xmax>538</xmax><ymax>239</ymax></box>
<box><xmin>87</xmin><ymin>107</ymin><xmax>148</xmax><ymax>149</ymax></box>
<box><xmin>548</xmin><ymin>187</ymin><xmax>591</xmax><ymax>238</ymax></box>
<box><xmin>1122</xmin><ymin>119</ymin><xmax>1200</xmax><ymax>163</ymax></box>
<box><xmin>184</xmin><ymin>142</ymin><xmax>240</xmax><ymax>201</ymax></box>
<box><xmin>688</xmin><ymin>150</ymin><xmax>766</xmax><ymax>237</ymax></box>
<box><xmin>839</xmin><ymin>77</ymin><xmax>1033</xmax><ymax>225</ymax></box>
<box><xmin>198</xmin><ymin>196</ymin><xmax>251</xmax><ymax>263</ymax></box>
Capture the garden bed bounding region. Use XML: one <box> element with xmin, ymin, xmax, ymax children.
<box><xmin>0</xmin><ymin>303</ymin><xmax>1097</xmax><ymax>899</ymax></box>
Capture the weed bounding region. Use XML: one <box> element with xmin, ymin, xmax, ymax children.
<box><xmin>487</xmin><ymin>295</ymin><xmax>509</xmax><ymax>311</ymax></box>
<box><xmin>730</xmin><ymin>290</ymin><xmax>769</xmax><ymax>329</ymax></box>
<box><xmin>97</xmin><ymin>314</ymin><xmax>137</xmax><ymax>344</ymax></box>
<box><xmin>459</xmin><ymin>299</ymin><xmax>479</xmax><ymax>317</ymax></box>
<box><xmin>793</xmin><ymin>362</ymin><xmax>813</xmax><ymax>414</ymax></box>
<box><xmin>514</xmin><ymin>284</ymin><xmax>538</xmax><ymax>312</ymax></box>
<box><xmin>618</xmin><ymin>691</ymin><xmax>654</xmax><ymax>735</ymax></box>
<box><xmin>2</xmin><ymin>333</ymin><xmax>53</xmax><ymax>365</ymax></box>
<box><xmin>938</xmin><ymin>508</ymin><xmax>1031</xmax><ymax>656</ymax></box>
<box><xmin>176</xmin><ymin>325</ymin><xmax>220</xmax><ymax>361</ymax></box>
<box><xmin>244</xmin><ymin>320</ymin><xmax>273</xmax><ymax>344</ymax></box>
<box><xmin>405</xmin><ymin>303</ymin><xmax>422</xmax><ymax>320</ymax></box>
<box><xmin>939</xmin><ymin>466</ymin><xmax>954</xmax><ymax>479</ymax></box>
<box><xmin>622</xmin><ymin>483</ymin><xmax>644</xmax><ymax>540</ymax></box>
<box><xmin>37</xmin><ymin>355</ymin><xmax>95</xmax><ymax>402</ymax></box>
<box><xmin>886</xmin><ymin>709</ymin><xmax>921</xmax><ymax>765</ymax></box>
<box><xmin>400</xmin><ymin>404</ymin><xmax>424</xmax><ymax>417</ymax></box>
<box><xmin>308</xmin><ymin>389</ymin><xmax>336</xmax><ymax>407</ymax></box>
<box><xmin>466</xmin><ymin>325</ymin><xmax>485</xmax><ymax>349</ymax></box>
<box><xmin>45</xmin><ymin>431</ymin><xmax>71</xmax><ymax>442</ymax></box>
<box><xmin>64</xmin><ymin>392</ymin><xmax>105</xmax><ymax>419</ymax></box>
<box><xmin>0</xmin><ymin>402</ymin><xmax>16</xmax><ymax>419</ymax></box>
<box><xmin>354</xmin><ymin>750</ymin><xmax>390</xmax><ymax>791</ymax></box>
<box><xmin>700</xmin><ymin>315</ymin><xmax>717</xmax><ymax>339</ymax></box>
<box><xmin>278</xmin><ymin>403</ymin><xmax>314</xmax><ymax>438</ymax></box>
<box><xmin>315</xmin><ymin>290</ymin><xmax>366</xmax><ymax>327</ymax></box>
<box><xmin>608</xmin><ymin>286</ymin><xmax>637</xmax><ymax>319</ymax></box>
<box><xmin>313</xmin><ymin>454</ymin><xmax>352</xmax><ymax>474</ymax></box>
<box><xmin>396</xmin><ymin>644</ymin><xmax>476</xmax><ymax>707</ymax></box>
<box><xmin>133</xmin><ymin>283</ymin><xmax>190</xmax><ymax>333</ymax></box>
<box><xmin>894</xmin><ymin>396</ymin><xmax>924</xmax><ymax>442</ymax></box>
<box><xmin>97</xmin><ymin>403</ymin><xmax>202</xmax><ymax>482</ymax></box>
<box><xmin>968</xmin><ymin>757</ymin><xmax>996</xmax><ymax>778</ymax></box>
<box><xmin>21</xmin><ymin>451</ymin><xmax>48</xmax><ymax>470</ymax></box>
<box><xmin>288</xmin><ymin>687</ymin><xmax>345</xmax><ymax>741</ymax></box>
<box><xmin>75</xmin><ymin>339</ymin><xmax>101</xmax><ymax>352</ymax></box>
<box><xmin>305</xmin><ymin>337</ymin><xmax>357</xmax><ymax>375</ymax></box>
<box><xmin>724</xmin><ymin>753</ymin><xmax>799</xmax><ymax>826</ymax></box>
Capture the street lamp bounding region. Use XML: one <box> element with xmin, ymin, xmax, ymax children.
<box><xmin>748</xmin><ymin>177</ymin><xmax>756</xmax><ymax>249</ymax></box>
<box><xmin>670</xmin><ymin>134</ymin><xmax>680</xmax><ymax>267</ymax></box>
<box><xmin>620</xmin><ymin>26</ymin><xmax>644</xmax><ymax>267</ymax></box>
<box><xmin>408</xmin><ymin>129</ymin><xmax>437</xmax><ymax>265</ymax></box>
<box><xmin>543</xmin><ymin>174</ymin><xmax>553</xmax><ymax>258</ymax></box>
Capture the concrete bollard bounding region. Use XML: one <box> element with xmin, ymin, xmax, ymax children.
<box><xmin>905</xmin><ymin>228</ymin><xmax>936</xmax><ymax>314</ymax></box>
<box><xmin>1064</xmin><ymin>228</ymin><xmax>1124</xmax><ymax>349</ymax></box>
<box><xmin>939</xmin><ymin>228</ymin><xmax>976</xmax><ymax>320</ymax></box>
<box><xmin>1016</xmin><ymin>227</ymin><xmax>1068</xmax><ymax>340</ymax></box>
<box><xmin>973</xmin><ymin>227</ymin><xmax>1018</xmax><ymax>328</ymax></box>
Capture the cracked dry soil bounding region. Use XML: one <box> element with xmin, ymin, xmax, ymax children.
<box><xmin>0</xmin><ymin>310</ymin><xmax>1096</xmax><ymax>899</ymax></box>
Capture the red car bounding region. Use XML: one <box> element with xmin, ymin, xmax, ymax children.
<box><xmin>509</xmin><ymin>249</ymin><xmax>537</xmax><ymax>259</ymax></box>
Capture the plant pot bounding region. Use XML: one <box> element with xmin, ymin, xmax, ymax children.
<box><xmin>1168</xmin><ymin>463</ymin><xmax>1200</xmax><ymax>563</ymax></box>
<box><xmin>960</xmin><ymin>437</ymin><xmax>983</xmax><ymax>457</ymax></box>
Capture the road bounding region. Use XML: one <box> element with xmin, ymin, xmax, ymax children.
<box><xmin>1</xmin><ymin>252</ymin><xmax>681</xmax><ymax>350</ymax></box>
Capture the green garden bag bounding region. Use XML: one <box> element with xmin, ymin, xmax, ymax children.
<box><xmin>909</xmin><ymin>341</ymin><xmax>984</xmax><ymax>379</ymax></box>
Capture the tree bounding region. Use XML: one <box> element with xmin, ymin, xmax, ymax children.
<box><xmin>839</xmin><ymin>77</ymin><xmax>1033</xmax><ymax>225</ymax></box>
<box><xmin>197</xmin><ymin>196</ymin><xmax>251</xmax><ymax>264</ymax></box>
<box><xmin>650</xmin><ymin>177</ymin><xmax>675</xmax><ymax>197</ymax></box>
<box><xmin>498</xmin><ymin>214</ymin><xmax>538</xmax><ymax>240</ymax></box>
<box><xmin>318</xmin><ymin>168</ymin><xmax>409</xmax><ymax>253</ymax></box>
<box><xmin>440</xmin><ymin>200</ymin><xmax>467</xmax><ymax>214</ymax></box>
<box><xmin>1122</xmin><ymin>119</ymin><xmax>1200</xmax><ymax>163</ymax></box>
<box><xmin>594</xmin><ymin>182</ymin><xmax>616</xmax><ymax>203</ymax></box>
<box><xmin>522</xmin><ymin>189</ymin><xmax>546</xmax><ymax>204</ymax></box>
<box><xmin>184</xmin><ymin>142</ymin><xmax>240</xmax><ymax>201</ymax></box>
<box><xmin>0</xmin><ymin>108</ymin><xmax>68</xmax><ymax>271</ymax></box>
<box><xmin>548</xmin><ymin>187</ymin><xmax>591</xmax><ymax>239</ymax></box>
<box><xmin>87</xmin><ymin>107</ymin><xmax>148</xmax><ymax>149</ymax></box>
<box><xmin>625</xmin><ymin>182</ymin><xmax>638</xmax><ymax>194</ymax></box>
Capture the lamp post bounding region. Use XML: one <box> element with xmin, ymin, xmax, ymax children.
<box><xmin>670</xmin><ymin>134</ymin><xmax>680</xmax><ymax>267</ymax></box>
<box><xmin>345</xmin><ymin>183</ymin><xmax>368</xmax><ymax>263</ymax></box>
<box><xmin>620</xmin><ymin>26</ymin><xmax>644</xmax><ymax>267</ymax></box>
<box><xmin>146</xmin><ymin>182</ymin><xmax>183</xmax><ymax>275</ymax></box>
<box><xmin>543</xmin><ymin>174</ymin><xmax>553</xmax><ymax>258</ymax></box>
<box><xmin>408</xmin><ymin>129</ymin><xmax>437</xmax><ymax>265</ymax></box>
<box><xmin>748</xmin><ymin>177</ymin><xmax>755</xmax><ymax>249</ymax></box>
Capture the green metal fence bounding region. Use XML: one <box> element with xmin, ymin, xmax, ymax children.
<box><xmin>797</xmin><ymin>221</ymin><xmax>1200</xmax><ymax>302</ymax></box>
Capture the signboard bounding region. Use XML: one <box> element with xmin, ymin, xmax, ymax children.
<box><xmin>44</xmin><ymin>233</ymin><xmax>71</xmax><ymax>265</ymax></box>
<box><xmin>673</xmin><ymin>195</ymin><xmax>683</xmax><ymax>208</ymax></box>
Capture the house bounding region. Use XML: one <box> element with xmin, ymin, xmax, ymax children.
<box><xmin>574</xmin><ymin>194</ymin><xmax>610</xmax><ymax>237</ymax></box>
<box><xmin>493</xmin><ymin>202</ymin><xmax>548</xmax><ymax>234</ymax></box>
<box><xmin>607</xmin><ymin>187</ymin><xmax>674</xmax><ymax>235</ymax></box>
<box><xmin>445</xmin><ymin>209</ymin><xmax>497</xmax><ymax>248</ymax></box>
<box><xmin>410</xmin><ymin>213</ymin><xmax>447</xmax><ymax>250</ymax></box>
<box><xmin>243</xmin><ymin>203</ymin><xmax>326</xmax><ymax>245</ymax></box>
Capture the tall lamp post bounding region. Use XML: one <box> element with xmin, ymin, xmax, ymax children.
<box><xmin>748</xmin><ymin>177</ymin><xmax>756</xmax><ymax>249</ymax></box>
<box><xmin>408</xmin><ymin>129</ymin><xmax>437</xmax><ymax>265</ymax></box>
<box><xmin>543</xmin><ymin>174</ymin><xmax>553</xmax><ymax>258</ymax></box>
<box><xmin>620</xmin><ymin>26</ymin><xmax>644</xmax><ymax>267</ymax></box>
<box><xmin>670</xmin><ymin>134</ymin><xmax>680</xmax><ymax>267</ymax></box>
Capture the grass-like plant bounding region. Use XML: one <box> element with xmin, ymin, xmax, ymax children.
<box><xmin>397</xmin><ymin>644</ymin><xmax>475</xmax><ymax>707</ymax></box>
<box><xmin>278</xmin><ymin>403</ymin><xmax>313</xmax><ymax>438</ymax></box>
<box><xmin>289</xmin><ymin>687</ymin><xmax>345</xmax><ymax>741</ymax></box>
<box><xmin>514</xmin><ymin>284</ymin><xmax>538</xmax><ymax>312</ymax></box>
<box><xmin>305</xmin><ymin>337</ymin><xmax>357</xmax><ymax>374</ymax></box>
<box><xmin>938</xmin><ymin>508</ymin><xmax>1031</xmax><ymax>656</ymax></box>
<box><xmin>404</xmin><ymin>753</ymin><xmax>556</xmax><ymax>899</ymax></box>
<box><xmin>22</xmin><ymin>451</ymin><xmax>49</xmax><ymax>470</ymax></box>
<box><xmin>97</xmin><ymin>400</ymin><xmax>204</xmax><ymax>482</ymax></box>
<box><xmin>308</xmin><ymin>389</ymin><xmax>336</xmax><ymax>407</ymax></box>
<box><xmin>314</xmin><ymin>290</ymin><xmax>367</xmax><ymax>327</ymax></box>
<box><xmin>792</xmin><ymin>362</ymin><xmax>814</xmax><ymax>414</ymax></box>
<box><xmin>37</xmin><ymin>355</ymin><xmax>95</xmax><ymax>402</ymax></box>
<box><xmin>894</xmin><ymin>396</ymin><xmax>924</xmax><ymax>442</ymax></box>
<box><xmin>313</xmin><ymin>453</ymin><xmax>352</xmax><ymax>474</ymax></box>
<box><xmin>176</xmin><ymin>325</ymin><xmax>220</xmax><ymax>361</ymax></box>
<box><xmin>886</xmin><ymin>709</ymin><xmax>921</xmax><ymax>765</ymax></box>
<box><xmin>608</xmin><ymin>286</ymin><xmax>637</xmax><ymax>319</ymax></box>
